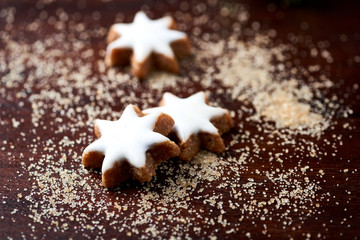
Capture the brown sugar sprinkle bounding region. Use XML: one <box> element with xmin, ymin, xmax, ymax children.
<box><xmin>0</xmin><ymin>1</ymin><xmax>357</xmax><ymax>239</ymax></box>
<box><xmin>197</xmin><ymin>36</ymin><xmax>333</xmax><ymax>135</ymax></box>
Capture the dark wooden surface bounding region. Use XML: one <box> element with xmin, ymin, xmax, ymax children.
<box><xmin>0</xmin><ymin>0</ymin><xmax>359</xmax><ymax>239</ymax></box>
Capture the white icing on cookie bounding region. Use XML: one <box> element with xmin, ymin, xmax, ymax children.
<box><xmin>107</xmin><ymin>11</ymin><xmax>187</xmax><ymax>62</ymax></box>
<box><xmin>83</xmin><ymin>105</ymin><xmax>168</xmax><ymax>172</ymax></box>
<box><xmin>143</xmin><ymin>92</ymin><xmax>228</xmax><ymax>142</ymax></box>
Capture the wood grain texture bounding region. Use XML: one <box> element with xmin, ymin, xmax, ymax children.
<box><xmin>0</xmin><ymin>0</ymin><xmax>359</xmax><ymax>239</ymax></box>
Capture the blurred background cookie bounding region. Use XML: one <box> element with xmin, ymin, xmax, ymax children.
<box><xmin>106</xmin><ymin>11</ymin><xmax>191</xmax><ymax>78</ymax></box>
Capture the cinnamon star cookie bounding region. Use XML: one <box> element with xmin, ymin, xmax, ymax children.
<box><xmin>106</xmin><ymin>11</ymin><xmax>191</xmax><ymax>78</ymax></box>
<box><xmin>82</xmin><ymin>105</ymin><xmax>179</xmax><ymax>188</ymax></box>
<box><xmin>144</xmin><ymin>92</ymin><xmax>233</xmax><ymax>161</ymax></box>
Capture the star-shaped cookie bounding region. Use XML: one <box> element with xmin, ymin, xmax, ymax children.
<box><xmin>106</xmin><ymin>11</ymin><xmax>191</xmax><ymax>78</ymax></box>
<box><xmin>144</xmin><ymin>92</ymin><xmax>233</xmax><ymax>161</ymax></box>
<box><xmin>82</xmin><ymin>105</ymin><xmax>179</xmax><ymax>188</ymax></box>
